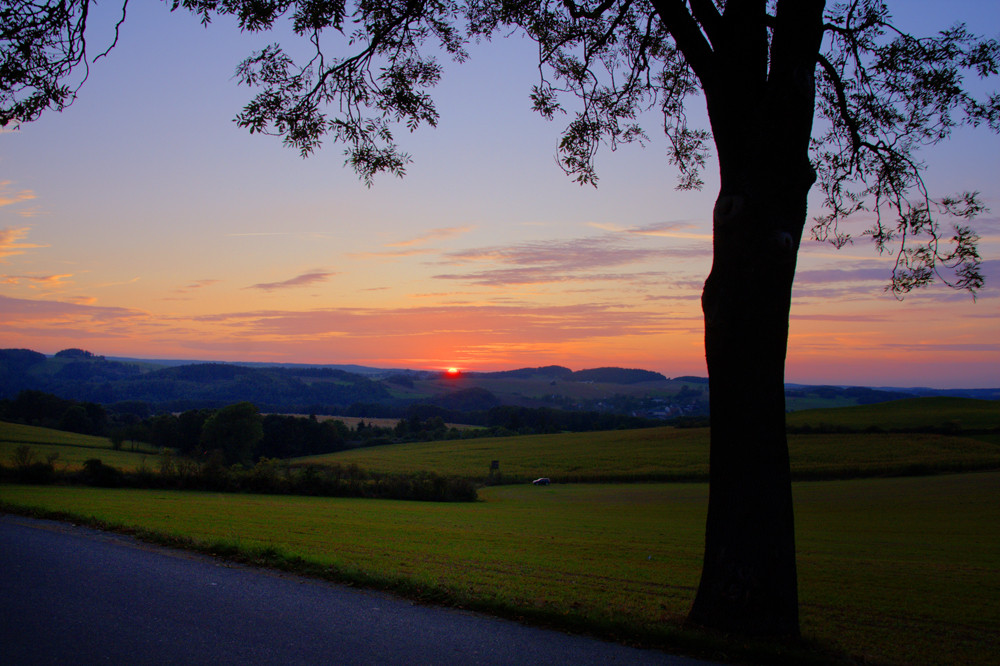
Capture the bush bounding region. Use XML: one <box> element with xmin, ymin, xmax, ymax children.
<box><xmin>80</xmin><ymin>459</ymin><xmax>123</xmax><ymax>487</ymax></box>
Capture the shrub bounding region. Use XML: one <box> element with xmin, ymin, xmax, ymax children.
<box><xmin>80</xmin><ymin>459</ymin><xmax>123</xmax><ymax>487</ymax></box>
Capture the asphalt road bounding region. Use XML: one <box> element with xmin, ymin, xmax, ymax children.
<box><xmin>0</xmin><ymin>514</ymin><xmax>720</xmax><ymax>665</ymax></box>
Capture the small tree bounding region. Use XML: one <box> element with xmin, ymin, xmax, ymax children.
<box><xmin>2</xmin><ymin>0</ymin><xmax>997</xmax><ymax>638</ymax></box>
<box><xmin>109</xmin><ymin>428</ymin><xmax>126</xmax><ymax>451</ymax></box>
<box><xmin>200</xmin><ymin>402</ymin><xmax>264</xmax><ymax>466</ymax></box>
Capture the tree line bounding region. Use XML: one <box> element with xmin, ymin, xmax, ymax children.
<box><xmin>1</xmin><ymin>389</ymin><xmax>666</xmax><ymax>466</ymax></box>
<box><xmin>1</xmin><ymin>445</ymin><xmax>477</xmax><ymax>502</ymax></box>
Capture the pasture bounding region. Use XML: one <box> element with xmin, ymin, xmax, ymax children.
<box><xmin>2</xmin><ymin>472</ymin><xmax>997</xmax><ymax>666</ymax></box>
<box><xmin>0</xmin><ymin>421</ymin><xmax>159</xmax><ymax>471</ymax></box>
<box><xmin>298</xmin><ymin>397</ymin><xmax>1000</xmax><ymax>482</ymax></box>
<box><xmin>786</xmin><ymin>396</ymin><xmax>1000</xmax><ymax>431</ymax></box>
<box><xmin>298</xmin><ymin>427</ymin><xmax>1000</xmax><ymax>482</ymax></box>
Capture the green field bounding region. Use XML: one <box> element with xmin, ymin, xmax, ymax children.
<box><xmin>786</xmin><ymin>397</ymin><xmax>1000</xmax><ymax>431</ymax></box>
<box><xmin>2</xmin><ymin>472</ymin><xmax>997</xmax><ymax>666</ymax></box>
<box><xmin>296</xmin><ymin>398</ymin><xmax>1000</xmax><ymax>482</ymax></box>
<box><xmin>0</xmin><ymin>421</ymin><xmax>160</xmax><ymax>471</ymax></box>
<box><xmin>3</xmin><ymin>398</ymin><xmax>999</xmax><ymax>664</ymax></box>
<box><xmin>297</xmin><ymin>427</ymin><xmax>1000</xmax><ymax>481</ymax></box>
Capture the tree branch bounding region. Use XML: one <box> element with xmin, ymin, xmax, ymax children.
<box><xmin>561</xmin><ymin>0</ymin><xmax>618</xmax><ymax>21</ymax></box>
<box><xmin>649</xmin><ymin>0</ymin><xmax>715</xmax><ymax>85</ymax></box>
<box><xmin>687</xmin><ymin>0</ymin><xmax>722</xmax><ymax>48</ymax></box>
<box><xmin>816</xmin><ymin>52</ymin><xmax>862</xmax><ymax>160</ymax></box>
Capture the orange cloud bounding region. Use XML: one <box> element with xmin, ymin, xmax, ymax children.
<box><xmin>349</xmin><ymin>226</ymin><xmax>477</xmax><ymax>260</ymax></box>
<box><xmin>173</xmin><ymin>278</ymin><xmax>222</xmax><ymax>294</ymax></box>
<box><xmin>349</xmin><ymin>247</ymin><xmax>438</xmax><ymax>260</ymax></box>
<box><xmin>0</xmin><ymin>182</ymin><xmax>37</xmax><ymax>208</ymax></box>
<box><xmin>384</xmin><ymin>225</ymin><xmax>475</xmax><ymax>248</ymax></box>
<box><xmin>0</xmin><ymin>226</ymin><xmax>46</xmax><ymax>260</ymax></box>
<box><xmin>1</xmin><ymin>273</ymin><xmax>73</xmax><ymax>287</ymax></box>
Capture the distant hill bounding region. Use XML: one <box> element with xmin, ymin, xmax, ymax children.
<box><xmin>107</xmin><ymin>356</ymin><xmax>392</xmax><ymax>376</ymax></box>
<box><xmin>472</xmin><ymin>366</ymin><xmax>574</xmax><ymax>380</ymax></box>
<box><xmin>3</xmin><ymin>348</ymin><xmax>996</xmax><ymax>420</ymax></box>
<box><xmin>568</xmin><ymin>367</ymin><xmax>668</xmax><ymax>384</ymax></box>
<box><xmin>0</xmin><ymin>348</ymin><xmax>390</xmax><ymax>412</ymax></box>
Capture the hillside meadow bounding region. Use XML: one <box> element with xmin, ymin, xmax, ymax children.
<box><xmin>0</xmin><ymin>421</ymin><xmax>160</xmax><ymax>472</ymax></box>
<box><xmin>786</xmin><ymin>396</ymin><xmax>1000</xmax><ymax>431</ymax></box>
<box><xmin>297</xmin><ymin>397</ymin><xmax>1000</xmax><ymax>482</ymax></box>
<box><xmin>2</xmin><ymin>472</ymin><xmax>998</xmax><ymax>666</ymax></box>
<box><xmin>297</xmin><ymin>427</ymin><xmax>1000</xmax><ymax>482</ymax></box>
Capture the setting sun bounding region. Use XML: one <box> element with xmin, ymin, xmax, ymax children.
<box><xmin>446</xmin><ymin>368</ymin><xmax>460</xmax><ymax>375</ymax></box>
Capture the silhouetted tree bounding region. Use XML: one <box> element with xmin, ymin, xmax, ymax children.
<box><xmin>3</xmin><ymin>0</ymin><xmax>997</xmax><ymax>638</ymax></box>
<box><xmin>200</xmin><ymin>402</ymin><xmax>263</xmax><ymax>465</ymax></box>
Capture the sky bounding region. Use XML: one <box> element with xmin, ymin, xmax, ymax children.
<box><xmin>1</xmin><ymin>1</ymin><xmax>998</xmax><ymax>388</ymax></box>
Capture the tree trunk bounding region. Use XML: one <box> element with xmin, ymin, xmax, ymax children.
<box><xmin>686</xmin><ymin>163</ymin><xmax>813</xmax><ymax>637</ymax></box>
<box><xmin>679</xmin><ymin>1</ymin><xmax>825</xmax><ymax>637</ymax></box>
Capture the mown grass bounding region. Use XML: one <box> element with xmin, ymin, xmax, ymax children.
<box><xmin>297</xmin><ymin>426</ymin><xmax>1000</xmax><ymax>482</ymax></box>
<box><xmin>0</xmin><ymin>421</ymin><xmax>159</xmax><ymax>471</ymax></box>
<box><xmin>2</xmin><ymin>472</ymin><xmax>997</xmax><ymax>666</ymax></box>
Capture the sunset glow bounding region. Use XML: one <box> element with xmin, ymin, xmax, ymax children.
<box><xmin>1</xmin><ymin>1</ymin><xmax>998</xmax><ymax>388</ymax></box>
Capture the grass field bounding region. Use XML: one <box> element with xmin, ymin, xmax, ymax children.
<box><xmin>9</xmin><ymin>418</ymin><xmax>991</xmax><ymax>483</ymax></box>
<box><xmin>0</xmin><ymin>421</ymin><xmax>160</xmax><ymax>471</ymax></box>
<box><xmin>2</xmin><ymin>398</ymin><xmax>999</xmax><ymax>664</ymax></box>
<box><xmin>786</xmin><ymin>397</ymin><xmax>1000</xmax><ymax>431</ymax></box>
<box><xmin>297</xmin><ymin>426</ymin><xmax>1000</xmax><ymax>482</ymax></box>
<box><xmin>2</xmin><ymin>472</ymin><xmax>997</xmax><ymax>666</ymax></box>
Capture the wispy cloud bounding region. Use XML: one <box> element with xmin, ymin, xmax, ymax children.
<box><xmin>226</xmin><ymin>232</ymin><xmax>333</xmax><ymax>238</ymax></box>
<box><xmin>385</xmin><ymin>225</ymin><xmax>475</xmax><ymax>248</ymax></box>
<box><xmin>791</xmin><ymin>312</ymin><xmax>892</xmax><ymax>323</ymax></box>
<box><xmin>349</xmin><ymin>247</ymin><xmax>439</xmax><ymax>260</ymax></box>
<box><xmin>795</xmin><ymin>266</ymin><xmax>889</xmax><ymax>284</ymax></box>
<box><xmin>445</xmin><ymin>236</ymin><xmax>697</xmax><ymax>268</ymax></box>
<box><xmin>434</xmin><ymin>235</ymin><xmax>709</xmax><ymax>287</ymax></box>
<box><xmin>246</xmin><ymin>270</ymin><xmax>337</xmax><ymax>292</ymax></box>
<box><xmin>0</xmin><ymin>182</ymin><xmax>36</xmax><ymax>208</ymax></box>
<box><xmin>92</xmin><ymin>276</ymin><xmax>142</xmax><ymax>289</ymax></box>
<box><xmin>1</xmin><ymin>273</ymin><xmax>73</xmax><ymax>287</ymax></box>
<box><xmin>349</xmin><ymin>226</ymin><xmax>477</xmax><ymax>260</ymax></box>
<box><xmin>188</xmin><ymin>301</ymin><xmax>694</xmax><ymax>343</ymax></box>
<box><xmin>185</xmin><ymin>279</ymin><xmax>221</xmax><ymax>289</ymax></box>
<box><xmin>792</xmin><ymin>259</ymin><xmax>1000</xmax><ymax>303</ymax></box>
<box><xmin>880</xmin><ymin>342</ymin><xmax>1000</xmax><ymax>353</ymax></box>
<box><xmin>589</xmin><ymin>220</ymin><xmax>712</xmax><ymax>241</ymax></box>
<box><xmin>0</xmin><ymin>294</ymin><xmax>144</xmax><ymax>322</ymax></box>
<box><xmin>0</xmin><ymin>226</ymin><xmax>46</xmax><ymax>260</ymax></box>
<box><xmin>434</xmin><ymin>268</ymin><xmax>674</xmax><ymax>287</ymax></box>
<box><xmin>173</xmin><ymin>278</ymin><xmax>222</xmax><ymax>294</ymax></box>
